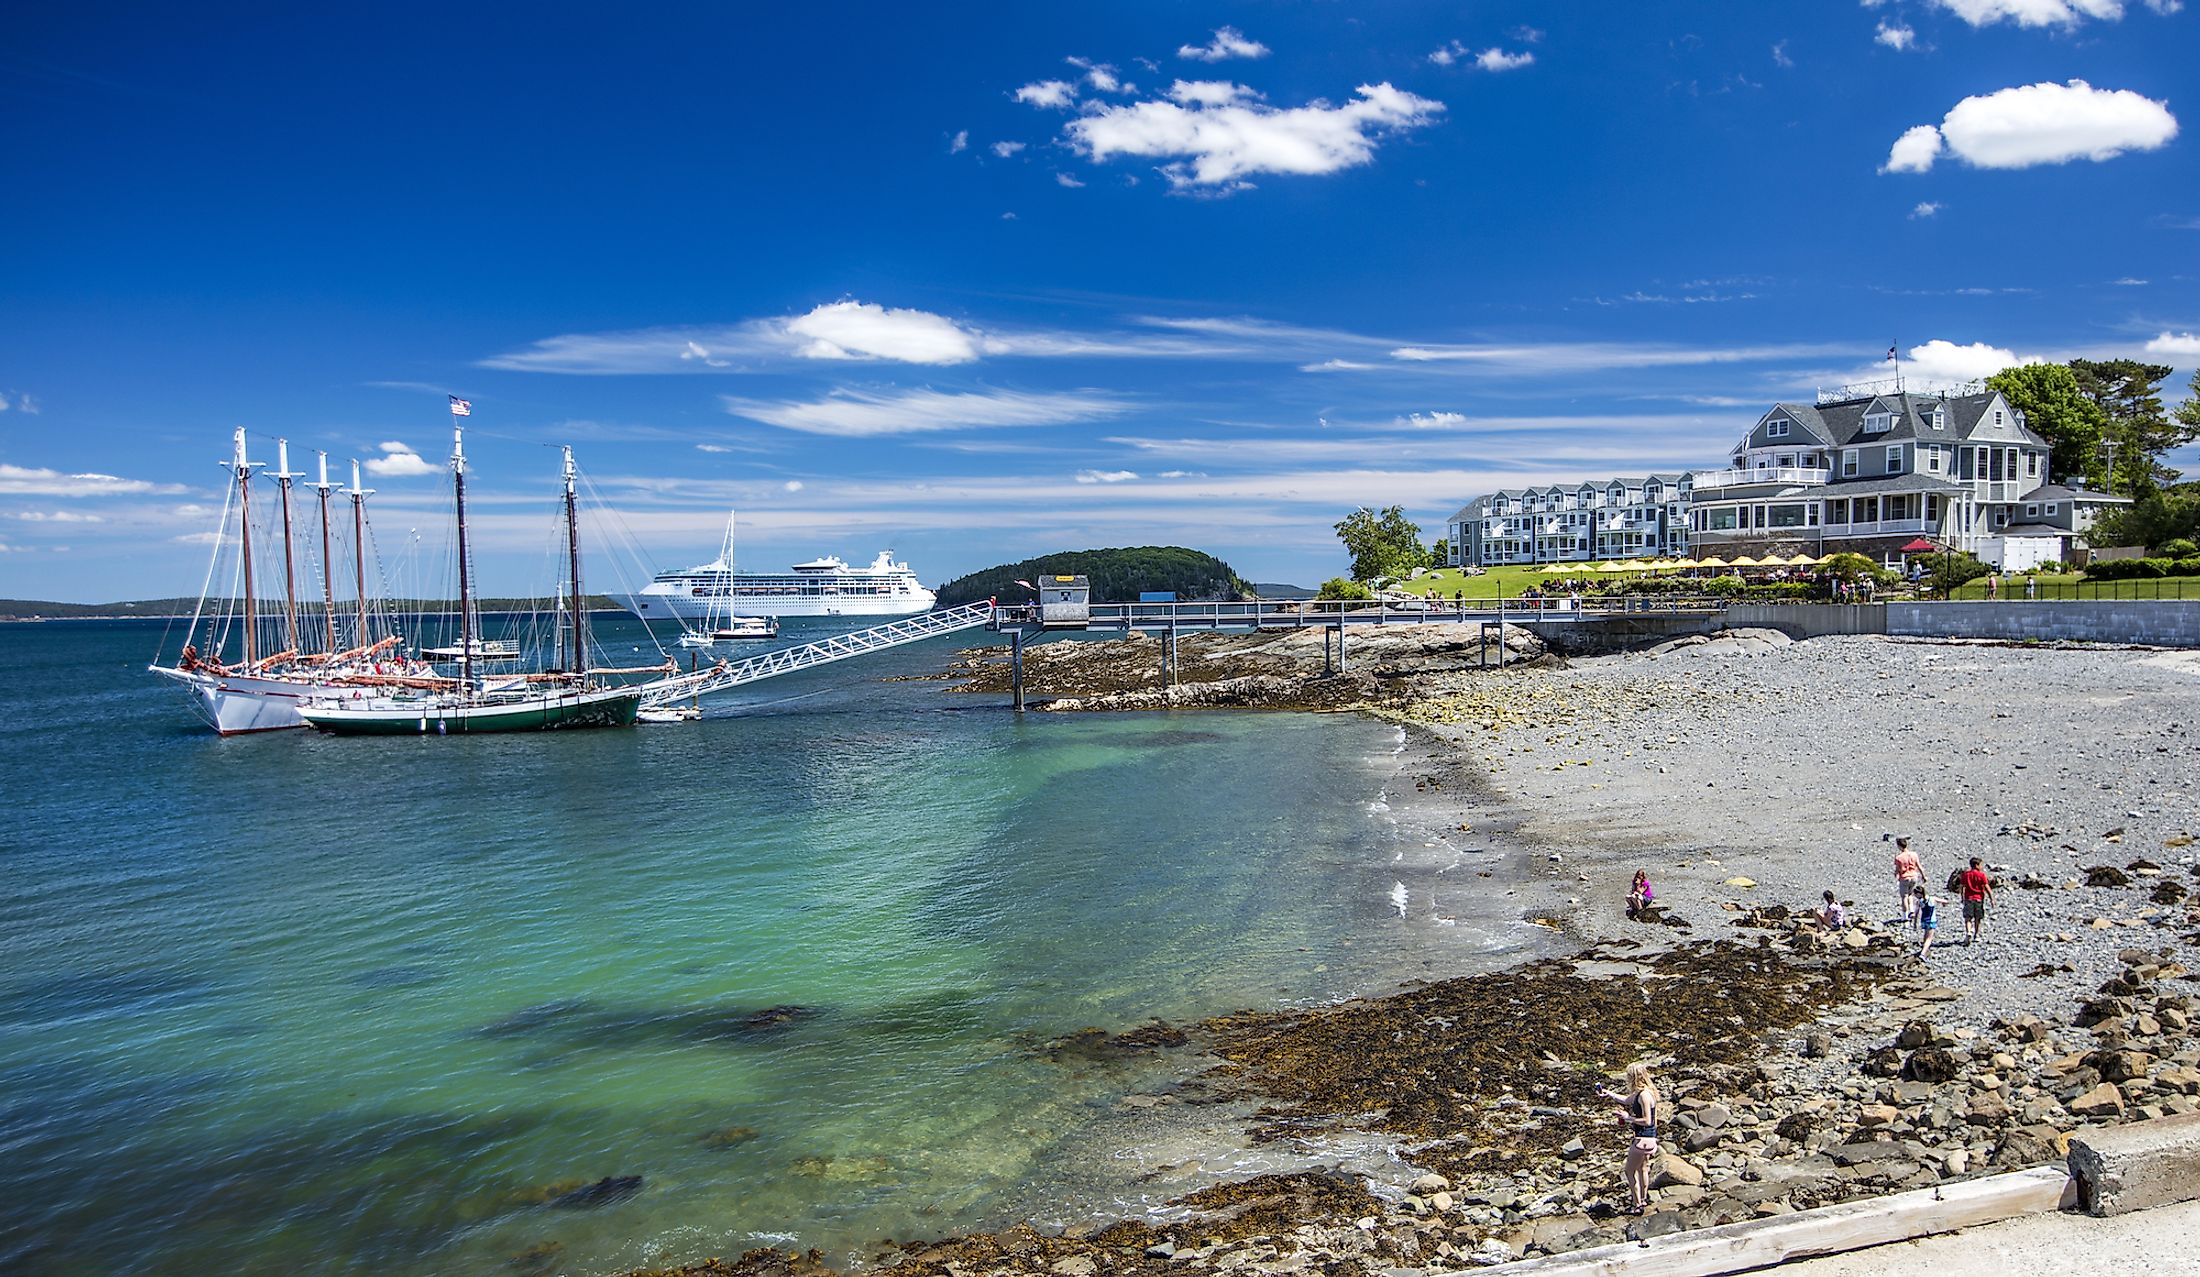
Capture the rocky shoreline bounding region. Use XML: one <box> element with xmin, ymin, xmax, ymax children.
<box><xmin>626</xmin><ymin>627</ymin><xmax>2200</xmax><ymax>1277</ymax></box>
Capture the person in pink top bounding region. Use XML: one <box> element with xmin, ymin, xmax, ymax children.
<box><xmin>1892</xmin><ymin>836</ymin><xmax>1924</xmax><ymax>927</ymax></box>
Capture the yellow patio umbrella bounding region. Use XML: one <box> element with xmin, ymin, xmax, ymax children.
<box><xmin>1695</xmin><ymin>556</ymin><xmax>1730</xmax><ymax>569</ymax></box>
<box><xmin>1727</xmin><ymin>554</ymin><xmax>1764</xmax><ymax>568</ymax></box>
<box><xmin>1595</xmin><ymin>559</ymin><xmax>1635</xmax><ymax>573</ymax></box>
<box><xmin>1667</xmin><ymin>557</ymin><xmax>1704</xmax><ymax>569</ymax></box>
<box><xmin>1538</xmin><ymin>563</ymin><xmax>1581</xmax><ymax>575</ymax></box>
<box><xmin>1785</xmin><ymin>552</ymin><xmax>1825</xmax><ymax>566</ymax></box>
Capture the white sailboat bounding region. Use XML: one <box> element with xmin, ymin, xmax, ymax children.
<box><xmin>675</xmin><ymin>512</ymin><xmax>779</xmax><ymax>646</ymax></box>
<box><xmin>297</xmin><ymin>426</ymin><xmax>667</xmax><ymax>735</ymax></box>
<box><xmin>151</xmin><ymin>431</ymin><xmax>408</xmax><ymax>733</ymax></box>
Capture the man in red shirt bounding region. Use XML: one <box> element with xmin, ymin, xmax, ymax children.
<box><xmin>1959</xmin><ymin>856</ymin><xmax>1994</xmax><ymax>945</ymax></box>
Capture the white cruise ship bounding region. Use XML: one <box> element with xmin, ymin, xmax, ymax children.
<box><xmin>620</xmin><ymin>548</ymin><xmax>937</xmax><ymax>621</ymax></box>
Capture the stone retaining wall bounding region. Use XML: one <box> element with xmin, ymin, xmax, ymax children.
<box><xmin>1720</xmin><ymin>601</ymin><xmax>2200</xmax><ymax>648</ymax></box>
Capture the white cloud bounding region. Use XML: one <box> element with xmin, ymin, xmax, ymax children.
<box><xmin>364</xmin><ymin>442</ymin><xmax>439</xmax><ymax>477</ymax></box>
<box><xmin>11</xmin><ymin>510</ymin><xmax>103</xmax><ymax>522</ymax></box>
<box><xmin>1928</xmin><ymin>0</ymin><xmax>2131</xmax><ymax>26</ymax></box>
<box><xmin>14</xmin><ymin>393</ymin><xmax>36</xmax><ymax>415</ymax></box>
<box><xmin>1069</xmin><ymin>59</ymin><xmax>1125</xmax><ymax>93</ymax></box>
<box><xmin>1474</xmin><ymin>48</ymin><xmax>1535</xmax><ymax>72</ymax></box>
<box><xmin>1168</xmin><ymin>79</ymin><xmax>1258</xmax><ymax>107</ymax></box>
<box><xmin>1902</xmin><ymin>338</ymin><xmax>2035</xmax><ymax>382</ymax></box>
<box><xmin>2145</xmin><ymin>331</ymin><xmax>2200</xmax><ymax>357</ymax></box>
<box><xmin>680</xmin><ymin>339</ymin><xmax>728</xmax><ymax>368</ymax></box>
<box><xmin>2112</xmin><ymin>277</ymin><xmax>2148</xmax><ymax>285</ymax></box>
<box><xmin>1178</xmin><ymin>26</ymin><xmax>1268</xmax><ymax>62</ymax></box>
<box><xmin>1055</xmin><ymin>172</ymin><xmax>1085</xmax><ymax>188</ymax></box>
<box><xmin>785</xmin><ymin>300</ymin><xmax>983</xmax><ymax>365</ymax></box>
<box><xmin>172</xmin><ymin>530</ymin><xmax>225</xmax><ymax>545</ymax></box>
<box><xmin>696</xmin><ymin>443</ymin><xmax>734</xmax><ymax>453</ymax></box>
<box><xmin>1074</xmin><ymin>469</ymin><xmax>1139</xmax><ymax>483</ymax></box>
<box><xmin>722</xmin><ymin>387</ymin><xmax>1126</xmax><ymax>437</ymax></box>
<box><xmin>783</xmin><ymin>480</ymin><xmax>805</xmax><ymax>492</ymax></box>
<box><xmin>1885</xmin><ymin>80</ymin><xmax>2177</xmax><ymax>173</ymax></box>
<box><xmin>1883</xmin><ymin>124</ymin><xmax>1946</xmax><ymax>173</ymax></box>
<box><xmin>0</xmin><ymin>463</ymin><xmax>182</xmax><ymax>497</ymax></box>
<box><xmin>0</xmin><ymin>392</ymin><xmax>9</xmax><ymax>411</ymax></box>
<box><xmin>1064</xmin><ymin>81</ymin><xmax>1444</xmax><ymax>191</ymax></box>
<box><xmin>1398</xmin><ymin>411</ymin><xmax>1469</xmax><ymax>428</ymax></box>
<box><xmin>991</xmin><ymin>140</ymin><xmax>1026</xmax><ymax>158</ymax></box>
<box><xmin>1300</xmin><ymin>358</ymin><xmax>1378</xmax><ymax>372</ymax></box>
<box><xmin>1015</xmin><ymin>80</ymin><xmax>1077</xmax><ymax>109</ymax></box>
<box><xmin>1911</xmin><ymin>200</ymin><xmax>1944</xmax><ymax>217</ymax></box>
<box><xmin>948</xmin><ymin>129</ymin><xmax>969</xmax><ymax>154</ymax></box>
<box><xmin>1876</xmin><ymin>20</ymin><xmax>1920</xmax><ymax>48</ymax></box>
<box><xmin>1387</xmin><ymin>340</ymin><xmax>1848</xmax><ymax>371</ymax></box>
<box><xmin>1771</xmin><ymin>40</ymin><xmax>1794</xmax><ymax>67</ymax></box>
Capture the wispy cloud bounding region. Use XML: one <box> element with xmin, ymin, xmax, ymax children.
<box><xmin>1177</xmin><ymin>26</ymin><xmax>1268</xmax><ymax>62</ymax></box>
<box><xmin>0</xmin><ymin>463</ymin><xmax>184</xmax><ymax>497</ymax></box>
<box><xmin>1430</xmin><ymin>41</ymin><xmax>1536</xmax><ymax>71</ymax></box>
<box><xmin>10</xmin><ymin>509</ymin><xmax>104</xmax><ymax>522</ymax></box>
<box><xmin>1911</xmin><ymin>201</ymin><xmax>1943</xmax><ymax>218</ymax></box>
<box><xmin>1875</xmin><ymin>21</ymin><xmax>1920</xmax><ymax>50</ymax></box>
<box><xmin>1926</xmin><ymin>0</ymin><xmax>2161</xmax><ymax>29</ymax></box>
<box><xmin>722</xmin><ymin>386</ymin><xmax>1126</xmax><ymax>437</ymax></box>
<box><xmin>1074</xmin><ymin>469</ymin><xmax>1139</xmax><ymax>483</ymax></box>
<box><xmin>1387</xmin><ymin>340</ymin><xmax>1848</xmax><ymax>372</ymax></box>
<box><xmin>2146</xmin><ymin>331</ymin><xmax>2200</xmax><ymax>358</ymax></box>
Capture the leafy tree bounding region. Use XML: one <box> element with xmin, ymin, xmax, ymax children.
<box><xmin>1431</xmin><ymin>536</ymin><xmax>1450</xmax><ymax>564</ymax></box>
<box><xmin>1923</xmin><ymin>551</ymin><xmax>1991</xmax><ymax>595</ymax></box>
<box><xmin>1333</xmin><ymin>505</ymin><xmax>1431</xmax><ymax>582</ymax></box>
<box><xmin>1986</xmin><ymin>364</ymin><xmax>2110</xmax><ymax>488</ymax></box>
<box><xmin>2070</xmin><ymin>358</ymin><xmax>2186</xmax><ymax>489</ymax></box>
<box><xmin>1316</xmin><ymin>577</ymin><xmax>1372</xmax><ymax>601</ymax></box>
<box><xmin>1818</xmin><ymin>551</ymin><xmax>1893</xmax><ymax>584</ymax></box>
<box><xmin>2088</xmin><ymin>481</ymin><xmax>2200</xmax><ymax>550</ymax></box>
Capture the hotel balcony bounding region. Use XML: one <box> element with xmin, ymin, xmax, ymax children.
<box><xmin>1688</xmin><ymin>466</ymin><xmax>1832</xmax><ymax>490</ymax></box>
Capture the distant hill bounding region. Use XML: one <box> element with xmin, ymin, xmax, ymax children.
<box><xmin>934</xmin><ymin>547</ymin><xmax>1246</xmax><ymax>608</ymax></box>
<box><xmin>1246</xmin><ymin>581</ymin><xmax>1316</xmax><ymax>600</ymax></box>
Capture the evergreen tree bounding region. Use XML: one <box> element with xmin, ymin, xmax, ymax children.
<box><xmin>2069</xmin><ymin>358</ymin><xmax>2184</xmax><ymax>489</ymax></box>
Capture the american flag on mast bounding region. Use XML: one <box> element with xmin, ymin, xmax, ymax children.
<box><xmin>449</xmin><ymin>395</ymin><xmax>472</xmax><ymax>416</ymax></box>
<box><xmin>1886</xmin><ymin>346</ymin><xmax>1899</xmax><ymax>362</ymax></box>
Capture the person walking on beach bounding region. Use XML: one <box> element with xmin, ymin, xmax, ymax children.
<box><xmin>1627</xmin><ymin>870</ymin><xmax>1655</xmax><ymax>920</ymax></box>
<box><xmin>1892</xmin><ymin>836</ymin><xmax>1924</xmax><ymax>927</ymax></box>
<box><xmin>1916</xmin><ymin>890</ymin><xmax>1940</xmax><ymax>960</ymax></box>
<box><xmin>1959</xmin><ymin>856</ymin><xmax>1994</xmax><ymax>945</ymax></box>
<box><xmin>1600</xmin><ymin>1062</ymin><xmax>1660</xmax><ymax>1216</ymax></box>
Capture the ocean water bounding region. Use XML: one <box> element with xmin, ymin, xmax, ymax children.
<box><xmin>0</xmin><ymin>617</ymin><xmax>1521</xmax><ymax>1276</ymax></box>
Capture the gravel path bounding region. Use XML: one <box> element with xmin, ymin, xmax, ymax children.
<box><xmin>1774</xmin><ymin>1194</ymin><xmax>2200</xmax><ymax>1276</ymax></box>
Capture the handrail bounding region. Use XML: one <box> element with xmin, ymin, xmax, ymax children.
<box><xmin>636</xmin><ymin>601</ymin><xmax>999</xmax><ymax>708</ymax></box>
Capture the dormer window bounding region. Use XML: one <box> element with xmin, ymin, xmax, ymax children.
<box><xmin>1994</xmin><ymin>410</ymin><xmax>2005</xmax><ymax>427</ymax></box>
<box><xmin>1767</xmin><ymin>418</ymin><xmax>1791</xmax><ymax>438</ymax></box>
<box><xmin>1932</xmin><ymin>410</ymin><xmax>1945</xmax><ymax>429</ymax></box>
<box><xmin>1863</xmin><ymin>413</ymin><xmax>1892</xmax><ymax>434</ymax></box>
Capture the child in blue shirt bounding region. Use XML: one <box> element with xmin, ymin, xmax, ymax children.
<box><xmin>1916</xmin><ymin>891</ymin><xmax>1939</xmax><ymax>960</ymax></box>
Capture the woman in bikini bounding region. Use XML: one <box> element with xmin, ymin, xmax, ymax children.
<box><xmin>1602</xmin><ymin>1061</ymin><xmax>1660</xmax><ymax>1214</ymax></box>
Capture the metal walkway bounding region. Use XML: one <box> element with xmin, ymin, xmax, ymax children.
<box><xmin>636</xmin><ymin>600</ymin><xmax>998</xmax><ymax>710</ymax></box>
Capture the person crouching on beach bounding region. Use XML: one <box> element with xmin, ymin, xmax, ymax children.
<box><xmin>1916</xmin><ymin>889</ymin><xmax>1939</xmax><ymax>960</ymax></box>
<box><xmin>1627</xmin><ymin>870</ymin><xmax>1654</xmax><ymax>920</ymax></box>
<box><xmin>1599</xmin><ymin>1063</ymin><xmax>1660</xmax><ymax>1215</ymax></box>
<box><xmin>1892</xmin><ymin>836</ymin><xmax>1924</xmax><ymax>927</ymax></box>
<box><xmin>1816</xmin><ymin>890</ymin><xmax>1847</xmax><ymax>930</ymax></box>
<box><xmin>1959</xmin><ymin>856</ymin><xmax>1994</xmax><ymax>945</ymax></box>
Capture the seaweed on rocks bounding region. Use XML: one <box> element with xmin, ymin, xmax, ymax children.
<box><xmin>1199</xmin><ymin>941</ymin><xmax>1873</xmax><ymax>1181</ymax></box>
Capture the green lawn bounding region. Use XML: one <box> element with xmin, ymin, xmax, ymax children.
<box><xmin>1945</xmin><ymin>573</ymin><xmax>2200</xmax><ymax>601</ymax></box>
<box><xmin>1392</xmin><ymin>564</ymin><xmax>1590</xmax><ymax>600</ymax></box>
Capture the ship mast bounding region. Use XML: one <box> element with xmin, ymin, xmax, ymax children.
<box><xmin>273</xmin><ymin>438</ymin><xmax>301</xmax><ymax>657</ymax></box>
<box><xmin>563</xmin><ymin>446</ymin><xmax>587</xmax><ymax>681</ymax></box>
<box><xmin>231</xmin><ymin>428</ymin><xmax>260</xmax><ymax>667</ymax></box>
<box><xmin>347</xmin><ymin>459</ymin><xmax>374</xmax><ymax>651</ymax></box>
<box><xmin>314</xmin><ymin>451</ymin><xmax>338</xmax><ymax>653</ymax></box>
<box><xmin>452</xmin><ymin>425</ymin><xmax>475</xmax><ymax>692</ymax></box>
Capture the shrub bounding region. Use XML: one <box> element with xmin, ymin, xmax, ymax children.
<box><xmin>2176</xmin><ymin>557</ymin><xmax>2200</xmax><ymax>577</ymax></box>
<box><xmin>2158</xmin><ymin>537</ymin><xmax>2199</xmax><ymax>559</ymax></box>
<box><xmin>1924</xmin><ymin>552</ymin><xmax>1990</xmax><ymax>593</ymax></box>
<box><xmin>2085</xmin><ymin>557</ymin><xmax>2170</xmax><ymax>582</ymax></box>
<box><xmin>1316</xmin><ymin>577</ymin><xmax>1372</xmax><ymax>600</ymax></box>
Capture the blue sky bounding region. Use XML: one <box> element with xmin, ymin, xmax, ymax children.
<box><xmin>3</xmin><ymin>1</ymin><xmax>2196</xmax><ymax>600</ymax></box>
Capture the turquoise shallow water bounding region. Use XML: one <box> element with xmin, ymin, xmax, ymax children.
<box><xmin>0</xmin><ymin>616</ymin><xmax>1508</xmax><ymax>1276</ymax></box>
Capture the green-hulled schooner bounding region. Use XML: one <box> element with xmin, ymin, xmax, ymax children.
<box><xmin>298</xmin><ymin>418</ymin><xmax>660</xmax><ymax>735</ymax></box>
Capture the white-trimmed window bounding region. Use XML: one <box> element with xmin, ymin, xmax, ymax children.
<box><xmin>1767</xmin><ymin>419</ymin><xmax>1791</xmax><ymax>438</ymax></box>
<box><xmin>1885</xmin><ymin>445</ymin><xmax>1902</xmax><ymax>472</ymax></box>
<box><xmin>1923</xmin><ymin>445</ymin><xmax>1941</xmax><ymax>473</ymax></box>
<box><xmin>1842</xmin><ymin>449</ymin><xmax>1859</xmax><ymax>477</ymax></box>
<box><xmin>2025</xmin><ymin>503</ymin><xmax>2039</xmax><ymax>517</ymax></box>
<box><xmin>2044</xmin><ymin>503</ymin><xmax>2059</xmax><ymax>516</ymax></box>
<box><xmin>1994</xmin><ymin>409</ymin><xmax>2005</xmax><ymax>427</ymax></box>
<box><xmin>2026</xmin><ymin>453</ymin><xmax>2039</xmax><ymax>477</ymax></box>
<box><xmin>1864</xmin><ymin>413</ymin><xmax>1892</xmax><ymax>434</ymax></box>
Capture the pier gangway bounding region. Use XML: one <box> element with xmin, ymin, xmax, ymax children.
<box><xmin>635</xmin><ymin>600</ymin><xmax>999</xmax><ymax>712</ymax></box>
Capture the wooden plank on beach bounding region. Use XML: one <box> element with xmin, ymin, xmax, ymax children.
<box><xmin>1454</xmin><ymin>1167</ymin><xmax>2075</xmax><ymax>1277</ymax></box>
